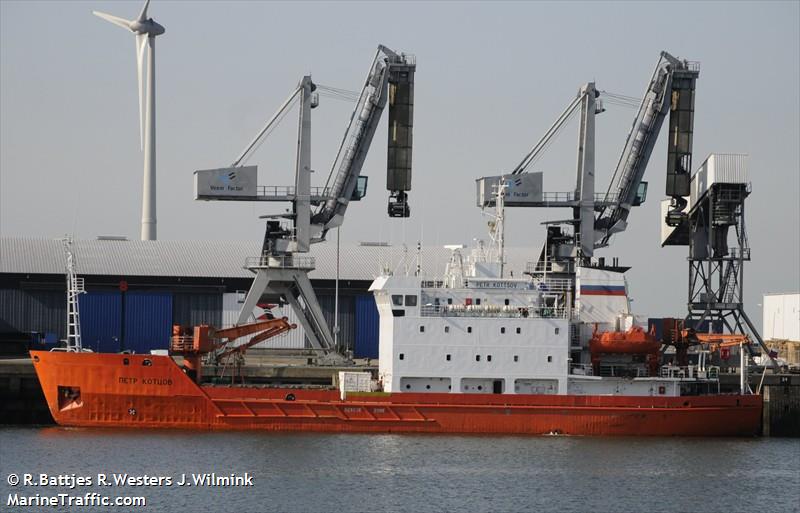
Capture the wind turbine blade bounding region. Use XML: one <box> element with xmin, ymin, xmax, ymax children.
<box><xmin>92</xmin><ymin>11</ymin><xmax>132</xmax><ymax>30</ymax></box>
<box><xmin>136</xmin><ymin>34</ymin><xmax>147</xmax><ymax>150</ymax></box>
<box><xmin>137</xmin><ymin>0</ymin><xmax>151</xmax><ymax>22</ymax></box>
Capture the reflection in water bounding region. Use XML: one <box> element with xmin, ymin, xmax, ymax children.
<box><xmin>2</xmin><ymin>427</ymin><xmax>798</xmax><ymax>513</ymax></box>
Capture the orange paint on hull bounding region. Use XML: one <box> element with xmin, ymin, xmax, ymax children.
<box><xmin>30</xmin><ymin>351</ymin><xmax>762</xmax><ymax>436</ymax></box>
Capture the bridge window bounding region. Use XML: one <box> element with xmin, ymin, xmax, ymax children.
<box><xmin>405</xmin><ymin>295</ymin><xmax>418</xmax><ymax>307</ymax></box>
<box><xmin>392</xmin><ymin>295</ymin><xmax>403</xmax><ymax>306</ymax></box>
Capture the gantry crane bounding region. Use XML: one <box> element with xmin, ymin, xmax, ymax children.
<box><xmin>194</xmin><ymin>45</ymin><xmax>416</xmax><ymax>357</ymax></box>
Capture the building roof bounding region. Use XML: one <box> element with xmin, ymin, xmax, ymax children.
<box><xmin>0</xmin><ymin>238</ymin><xmax>539</xmax><ymax>281</ymax></box>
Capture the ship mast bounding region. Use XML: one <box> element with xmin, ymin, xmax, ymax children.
<box><xmin>485</xmin><ymin>178</ymin><xmax>507</xmax><ymax>277</ymax></box>
<box><xmin>63</xmin><ymin>237</ymin><xmax>86</xmax><ymax>352</ymax></box>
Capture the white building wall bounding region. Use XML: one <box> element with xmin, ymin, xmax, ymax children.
<box><xmin>763</xmin><ymin>293</ymin><xmax>800</xmax><ymax>342</ymax></box>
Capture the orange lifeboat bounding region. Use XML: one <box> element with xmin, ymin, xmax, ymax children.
<box><xmin>589</xmin><ymin>325</ymin><xmax>661</xmax><ymax>375</ymax></box>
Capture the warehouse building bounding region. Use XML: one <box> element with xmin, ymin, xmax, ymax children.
<box><xmin>2</xmin><ymin>238</ymin><xmax>535</xmax><ymax>358</ymax></box>
<box><xmin>762</xmin><ymin>292</ymin><xmax>800</xmax><ymax>367</ymax></box>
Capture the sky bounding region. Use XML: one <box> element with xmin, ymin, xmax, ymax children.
<box><xmin>1</xmin><ymin>0</ymin><xmax>798</xmax><ymax>327</ymax></box>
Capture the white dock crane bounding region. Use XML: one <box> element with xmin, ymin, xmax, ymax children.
<box><xmin>194</xmin><ymin>45</ymin><xmax>416</xmax><ymax>357</ymax></box>
<box><xmin>477</xmin><ymin>51</ymin><xmax>699</xmax><ymax>262</ymax></box>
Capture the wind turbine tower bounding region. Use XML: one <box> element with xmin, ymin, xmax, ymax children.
<box><xmin>94</xmin><ymin>0</ymin><xmax>165</xmax><ymax>241</ymax></box>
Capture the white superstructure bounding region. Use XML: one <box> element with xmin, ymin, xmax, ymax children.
<box><xmin>369</xmin><ymin>244</ymin><xmax>715</xmax><ymax>397</ymax></box>
<box><xmin>369</xmin><ymin>181</ymin><xmax>721</xmax><ymax>398</ymax></box>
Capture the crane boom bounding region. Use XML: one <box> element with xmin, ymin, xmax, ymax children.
<box><xmin>312</xmin><ymin>45</ymin><xmax>416</xmax><ymax>237</ymax></box>
<box><xmin>595</xmin><ymin>52</ymin><xmax>698</xmax><ymax>248</ymax></box>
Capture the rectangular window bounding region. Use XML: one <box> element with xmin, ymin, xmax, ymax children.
<box><xmin>547</xmin><ymin>356</ymin><xmax>553</xmax><ymax>363</ymax></box>
<box><xmin>487</xmin><ymin>355</ymin><xmax>492</xmax><ymax>362</ymax></box>
<box><xmin>467</xmin><ymin>326</ymin><xmax>472</xmax><ymax>333</ymax></box>
<box><xmin>555</xmin><ymin>327</ymin><xmax>560</xmax><ymax>335</ymax></box>
<box><xmin>419</xmin><ymin>326</ymin><xmax>425</xmax><ymax>333</ymax></box>
<box><xmin>504</xmin><ymin>299</ymin><xmax>510</xmax><ymax>306</ymax></box>
<box><xmin>514</xmin><ymin>355</ymin><xmax>519</xmax><ymax>362</ymax></box>
<box><xmin>475</xmin><ymin>355</ymin><xmax>481</xmax><ymax>362</ymax></box>
<box><xmin>516</xmin><ymin>327</ymin><xmax>521</xmax><ymax>334</ymax></box>
<box><xmin>476</xmin><ymin>298</ymin><xmax>482</xmax><ymax>305</ymax></box>
<box><xmin>405</xmin><ymin>295</ymin><xmax>418</xmax><ymax>307</ymax></box>
<box><xmin>392</xmin><ymin>295</ymin><xmax>403</xmax><ymax>306</ymax></box>
<box><xmin>447</xmin><ymin>298</ymin><xmax>453</xmax><ymax>305</ymax></box>
<box><xmin>500</xmin><ymin>327</ymin><xmax>506</xmax><ymax>334</ymax></box>
<box><xmin>444</xmin><ymin>326</ymin><xmax>450</xmax><ymax>333</ymax></box>
<box><xmin>399</xmin><ymin>353</ymin><xmax>404</xmax><ymax>360</ymax></box>
<box><xmin>446</xmin><ymin>354</ymin><xmax>451</xmax><ymax>361</ymax></box>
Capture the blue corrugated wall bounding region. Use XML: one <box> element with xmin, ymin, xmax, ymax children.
<box><xmin>123</xmin><ymin>291</ymin><xmax>173</xmax><ymax>354</ymax></box>
<box><xmin>355</xmin><ymin>294</ymin><xmax>379</xmax><ymax>359</ymax></box>
<box><xmin>79</xmin><ymin>291</ymin><xmax>122</xmax><ymax>353</ymax></box>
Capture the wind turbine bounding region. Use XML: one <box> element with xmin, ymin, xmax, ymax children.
<box><xmin>93</xmin><ymin>0</ymin><xmax>165</xmax><ymax>241</ymax></box>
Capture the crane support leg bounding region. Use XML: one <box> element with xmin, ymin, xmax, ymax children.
<box><xmin>237</xmin><ymin>267</ymin><xmax>335</xmax><ymax>351</ymax></box>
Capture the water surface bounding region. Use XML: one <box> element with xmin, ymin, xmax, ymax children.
<box><xmin>1</xmin><ymin>427</ymin><xmax>798</xmax><ymax>512</ymax></box>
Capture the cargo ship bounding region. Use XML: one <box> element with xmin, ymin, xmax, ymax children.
<box><xmin>30</xmin><ymin>231</ymin><xmax>761</xmax><ymax>436</ymax></box>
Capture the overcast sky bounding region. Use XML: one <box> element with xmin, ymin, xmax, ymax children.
<box><xmin>1</xmin><ymin>0</ymin><xmax>798</xmax><ymax>325</ymax></box>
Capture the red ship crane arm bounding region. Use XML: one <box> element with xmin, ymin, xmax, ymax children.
<box><xmin>170</xmin><ymin>318</ymin><xmax>296</xmax><ymax>356</ymax></box>
<box><xmin>214</xmin><ymin>319</ymin><xmax>295</xmax><ymax>360</ymax></box>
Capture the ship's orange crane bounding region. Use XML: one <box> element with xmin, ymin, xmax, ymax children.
<box><xmin>170</xmin><ymin>318</ymin><xmax>296</xmax><ymax>383</ymax></box>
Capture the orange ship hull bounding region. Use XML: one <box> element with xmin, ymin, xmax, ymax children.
<box><xmin>30</xmin><ymin>351</ymin><xmax>761</xmax><ymax>436</ymax></box>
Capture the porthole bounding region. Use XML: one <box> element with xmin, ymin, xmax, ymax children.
<box><xmin>142</xmin><ymin>359</ymin><xmax>152</xmax><ymax>367</ymax></box>
<box><xmin>123</xmin><ymin>358</ymin><xmax>130</xmax><ymax>366</ymax></box>
<box><xmin>426</xmin><ymin>385</ymin><xmax>431</xmax><ymax>390</ymax></box>
<box><xmin>406</xmin><ymin>384</ymin><xmax>411</xmax><ymax>390</ymax></box>
<box><xmin>477</xmin><ymin>385</ymin><xmax>483</xmax><ymax>391</ymax></box>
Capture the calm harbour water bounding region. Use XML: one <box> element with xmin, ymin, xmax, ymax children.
<box><xmin>1</xmin><ymin>427</ymin><xmax>798</xmax><ymax>513</ymax></box>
